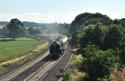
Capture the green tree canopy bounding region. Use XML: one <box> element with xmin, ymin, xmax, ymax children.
<box><xmin>6</xmin><ymin>18</ymin><xmax>25</xmax><ymax>40</ymax></box>
<box><xmin>81</xmin><ymin>45</ymin><xmax>119</xmax><ymax>81</ymax></box>
<box><xmin>70</xmin><ymin>12</ymin><xmax>112</xmax><ymax>34</ymax></box>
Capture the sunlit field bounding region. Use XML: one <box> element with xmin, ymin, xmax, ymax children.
<box><xmin>0</xmin><ymin>37</ymin><xmax>41</xmax><ymax>63</ymax></box>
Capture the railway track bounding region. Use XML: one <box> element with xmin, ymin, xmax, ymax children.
<box><xmin>41</xmin><ymin>45</ymin><xmax>72</xmax><ymax>81</ymax></box>
<box><xmin>24</xmin><ymin>55</ymin><xmax>64</xmax><ymax>81</ymax></box>
<box><xmin>0</xmin><ymin>50</ymin><xmax>50</xmax><ymax>81</ymax></box>
<box><xmin>0</xmin><ymin>43</ymin><xmax>72</xmax><ymax>81</ymax></box>
<box><xmin>24</xmin><ymin>45</ymin><xmax>69</xmax><ymax>81</ymax></box>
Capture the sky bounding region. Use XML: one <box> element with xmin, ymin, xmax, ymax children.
<box><xmin>0</xmin><ymin>0</ymin><xmax>125</xmax><ymax>23</ymax></box>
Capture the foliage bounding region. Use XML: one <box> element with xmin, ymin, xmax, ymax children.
<box><xmin>69</xmin><ymin>12</ymin><xmax>125</xmax><ymax>81</ymax></box>
<box><xmin>72</xmin><ymin>23</ymin><xmax>125</xmax><ymax>50</ymax></box>
<box><xmin>72</xmin><ymin>55</ymin><xmax>84</xmax><ymax>69</ymax></box>
<box><xmin>28</xmin><ymin>27</ymin><xmax>41</xmax><ymax>35</ymax></box>
<box><xmin>4</xmin><ymin>18</ymin><xmax>26</xmax><ymax>40</ymax></box>
<box><xmin>103</xmin><ymin>24</ymin><xmax>123</xmax><ymax>50</ymax></box>
<box><xmin>79</xmin><ymin>23</ymin><xmax>106</xmax><ymax>48</ymax></box>
<box><xmin>73</xmin><ymin>55</ymin><xmax>83</xmax><ymax>65</ymax></box>
<box><xmin>63</xmin><ymin>71</ymin><xmax>70</xmax><ymax>81</ymax></box>
<box><xmin>70</xmin><ymin>71</ymin><xmax>85</xmax><ymax>81</ymax></box>
<box><xmin>81</xmin><ymin>46</ymin><xmax>119</xmax><ymax>81</ymax></box>
<box><xmin>70</xmin><ymin>12</ymin><xmax>112</xmax><ymax>34</ymax></box>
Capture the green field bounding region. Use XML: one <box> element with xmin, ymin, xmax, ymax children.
<box><xmin>0</xmin><ymin>37</ymin><xmax>41</xmax><ymax>63</ymax></box>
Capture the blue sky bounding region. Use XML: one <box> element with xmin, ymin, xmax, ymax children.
<box><xmin>0</xmin><ymin>0</ymin><xmax>124</xmax><ymax>23</ymax></box>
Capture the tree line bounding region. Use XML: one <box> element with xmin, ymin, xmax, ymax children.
<box><xmin>70</xmin><ymin>12</ymin><xmax>125</xmax><ymax>81</ymax></box>
<box><xmin>0</xmin><ymin>18</ymin><xmax>41</xmax><ymax>40</ymax></box>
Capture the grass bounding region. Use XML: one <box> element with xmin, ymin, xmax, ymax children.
<box><xmin>63</xmin><ymin>70</ymin><xmax>85</xmax><ymax>81</ymax></box>
<box><xmin>0</xmin><ymin>37</ymin><xmax>41</xmax><ymax>63</ymax></box>
<box><xmin>40</xmin><ymin>30</ymin><xmax>49</xmax><ymax>35</ymax></box>
<box><xmin>70</xmin><ymin>71</ymin><xmax>85</xmax><ymax>81</ymax></box>
<box><xmin>0</xmin><ymin>37</ymin><xmax>49</xmax><ymax>75</ymax></box>
<box><xmin>72</xmin><ymin>55</ymin><xmax>83</xmax><ymax>65</ymax></box>
<box><xmin>62</xmin><ymin>55</ymin><xmax>86</xmax><ymax>81</ymax></box>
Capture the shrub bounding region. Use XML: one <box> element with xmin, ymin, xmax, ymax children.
<box><xmin>80</xmin><ymin>46</ymin><xmax>119</xmax><ymax>81</ymax></box>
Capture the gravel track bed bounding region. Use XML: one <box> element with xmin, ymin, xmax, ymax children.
<box><xmin>1</xmin><ymin>43</ymin><xmax>71</xmax><ymax>81</ymax></box>
<box><xmin>10</xmin><ymin>55</ymin><xmax>51</xmax><ymax>81</ymax></box>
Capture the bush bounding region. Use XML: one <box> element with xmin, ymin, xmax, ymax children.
<box><xmin>80</xmin><ymin>46</ymin><xmax>119</xmax><ymax>81</ymax></box>
<box><xmin>63</xmin><ymin>71</ymin><xmax>70</xmax><ymax>81</ymax></box>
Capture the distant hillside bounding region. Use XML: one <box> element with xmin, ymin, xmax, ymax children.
<box><xmin>0</xmin><ymin>21</ymin><xmax>70</xmax><ymax>35</ymax></box>
<box><xmin>22</xmin><ymin>21</ymin><xmax>49</xmax><ymax>28</ymax></box>
<box><xmin>0</xmin><ymin>21</ymin><xmax>49</xmax><ymax>28</ymax></box>
<box><xmin>0</xmin><ymin>21</ymin><xmax>9</xmax><ymax>26</ymax></box>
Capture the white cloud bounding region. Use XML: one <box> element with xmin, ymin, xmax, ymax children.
<box><xmin>0</xmin><ymin>11</ymin><xmax>82</xmax><ymax>23</ymax></box>
<box><xmin>83</xmin><ymin>8</ymin><xmax>125</xmax><ymax>19</ymax></box>
<box><xmin>0</xmin><ymin>10</ymin><xmax>124</xmax><ymax>23</ymax></box>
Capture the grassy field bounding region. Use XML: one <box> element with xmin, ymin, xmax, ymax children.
<box><xmin>0</xmin><ymin>37</ymin><xmax>42</xmax><ymax>63</ymax></box>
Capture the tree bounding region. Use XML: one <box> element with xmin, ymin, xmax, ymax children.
<box><xmin>70</xmin><ymin>12</ymin><xmax>112</xmax><ymax>35</ymax></box>
<box><xmin>81</xmin><ymin>46</ymin><xmax>119</xmax><ymax>81</ymax></box>
<box><xmin>6</xmin><ymin>18</ymin><xmax>25</xmax><ymax>40</ymax></box>
<box><xmin>103</xmin><ymin>25</ymin><xmax>122</xmax><ymax>50</ymax></box>
<box><xmin>28</xmin><ymin>27</ymin><xmax>40</xmax><ymax>35</ymax></box>
<box><xmin>70</xmin><ymin>12</ymin><xmax>125</xmax><ymax>81</ymax></box>
<box><xmin>78</xmin><ymin>23</ymin><xmax>107</xmax><ymax>48</ymax></box>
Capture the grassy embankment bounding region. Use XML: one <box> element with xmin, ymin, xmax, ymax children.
<box><xmin>62</xmin><ymin>49</ymin><xmax>85</xmax><ymax>81</ymax></box>
<box><xmin>0</xmin><ymin>37</ymin><xmax>49</xmax><ymax>74</ymax></box>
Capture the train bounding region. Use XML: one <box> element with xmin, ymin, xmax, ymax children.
<box><xmin>49</xmin><ymin>36</ymin><xmax>68</xmax><ymax>59</ymax></box>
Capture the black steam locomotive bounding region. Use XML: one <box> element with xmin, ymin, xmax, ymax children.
<box><xmin>49</xmin><ymin>36</ymin><xmax>68</xmax><ymax>59</ymax></box>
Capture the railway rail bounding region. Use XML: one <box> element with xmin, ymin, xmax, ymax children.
<box><xmin>0</xmin><ymin>43</ymin><xmax>72</xmax><ymax>81</ymax></box>
<box><xmin>24</xmin><ymin>51</ymin><xmax>66</xmax><ymax>81</ymax></box>
<box><xmin>0</xmin><ymin>51</ymin><xmax>50</xmax><ymax>81</ymax></box>
<box><xmin>41</xmin><ymin>45</ymin><xmax>72</xmax><ymax>81</ymax></box>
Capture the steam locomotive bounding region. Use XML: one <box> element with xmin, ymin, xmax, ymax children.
<box><xmin>49</xmin><ymin>36</ymin><xmax>68</xmax><ymax>59</ymax></box>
